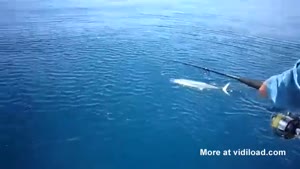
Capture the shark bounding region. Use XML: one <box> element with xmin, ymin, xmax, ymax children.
<box><xmin>170</xmin><ymin>78</ymin><xmax>230</xmax><ymax>95</ymax></box>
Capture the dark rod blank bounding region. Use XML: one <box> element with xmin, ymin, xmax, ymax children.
<box><xmin>172</xmin><ymin>60</ymin><xmax>263</xmax><ymax>90</ymax></box>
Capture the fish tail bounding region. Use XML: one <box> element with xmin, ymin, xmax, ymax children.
<box><xmin>222</xmin><ymin>83</ymin><xmax>230</xmax><ymax>95</ymax></box>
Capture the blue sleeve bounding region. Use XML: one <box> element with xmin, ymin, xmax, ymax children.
<box><xmin>265</xmin><ymin>60</ymin><xmax>300</xmax><ymax>112</ymax></box>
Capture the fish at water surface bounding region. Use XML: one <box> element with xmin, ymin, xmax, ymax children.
<box><xmin>170</xmin><ymin>78</ymin><xmax>230</xmax><ymax>95</ymax></box>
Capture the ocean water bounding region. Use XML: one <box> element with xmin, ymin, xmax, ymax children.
<box><xmin>1</xmin><ymin>0</ymin><xmax>300</xmax><ymax>168</ymax></box>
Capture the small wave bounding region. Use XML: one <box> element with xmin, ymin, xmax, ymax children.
<box><xmin>66</xmin><ymin>137</ymin><xmax>80</xmax><ymax>142</ymax></box>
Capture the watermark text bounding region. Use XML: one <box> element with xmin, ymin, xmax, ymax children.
<box><xmin>199</xmin><ymin>149</ymin><xmax>286</xmax><ymax>156</ymax></box>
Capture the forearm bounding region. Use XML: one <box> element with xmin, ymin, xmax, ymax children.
<box><xmin>261</xmin><ymin>60</ymin><xmax>300</xmax><ymax>112</ymax></box>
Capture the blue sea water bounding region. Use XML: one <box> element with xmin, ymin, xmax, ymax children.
<box><xmin>1</xmin><ymin>0</ymin><xmax>300</xmax><ymax>168</ymax></box>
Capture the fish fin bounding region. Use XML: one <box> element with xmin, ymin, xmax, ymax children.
<box><xmin>222</xmin><ymin>83</ymin><xmax>230</xmax><ymax>95</ymax></box>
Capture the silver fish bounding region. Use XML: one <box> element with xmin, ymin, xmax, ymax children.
<box><xmin>170</xmin><ymin>78</ymin><xmax>230</xmax><ymax>95</ymax></box>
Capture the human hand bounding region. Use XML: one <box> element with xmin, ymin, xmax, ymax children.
<box><xmin>258</xmin><ymin>81</ymin><xmax>268</xmax><ymax>97</ymax></box>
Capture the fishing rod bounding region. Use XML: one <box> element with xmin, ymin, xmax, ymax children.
<box><xmin>172</xmin><ymin>60</ymin><xmax>300</xmax><ymax>139</ymax></box>
<box><xmin>172</xmin><ymin>60</ymin><xmax>263</xmax><ymax>90</ymax></box>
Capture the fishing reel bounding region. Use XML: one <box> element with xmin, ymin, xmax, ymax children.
<box><xmin>271</xmin><ymin>113</ymin><xmax>300</xmax><ymax>139</ymax></box>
